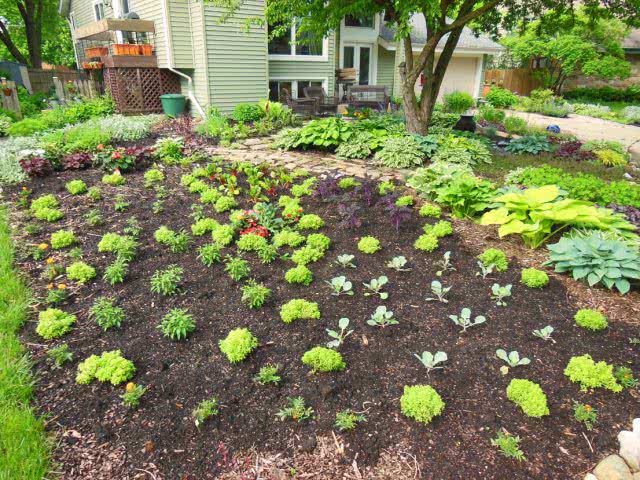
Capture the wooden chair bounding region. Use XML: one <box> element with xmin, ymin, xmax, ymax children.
<box><xmin>280</xmin><ymin>88</ymin><xmax>317</xmax><ymax>116</ymax></box>
<box><xmin>347</xmin><ymin>85</ymin><xmax>390</xmax><ymax>111</ymax></box>
<box><xmin>303</xmin><ymin>85</ymin><xmax>339</xmax><ymax>114</ymax></box>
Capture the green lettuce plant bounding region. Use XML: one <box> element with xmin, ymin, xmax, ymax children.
<box><xmin>301</xmin><ymin>346</ymin><xmax>346</xmax><ymax>372</ymax></box>
<box><xmin>564</xmin><ymin>354</ymin><xmax>622</xmax><ymax>392</ymax></box>
<box><xmin>506</xmin><ymin>379</ymin><xmax>549</xmax><ymax>417</ymax></box>
<box><xmin>219</xmin><ymin>328</ymin><xmax>258</xmax><ymax>363</ymax></box>
<box><xmin>400</xmin><ymin>385</ymin><xmax>445</xmax><ymax>424</ymax></box>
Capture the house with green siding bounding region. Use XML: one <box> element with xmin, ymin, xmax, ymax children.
<box><xmin>59</xmin><ymin>0</ymin><xmax>501</xmax><ymax>115</ymax></box>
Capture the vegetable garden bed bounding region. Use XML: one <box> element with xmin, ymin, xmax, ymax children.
<box><xmin>8</xmin><ymin>153</ymin><xmax>639</xmax><ymax>479</ymax></box>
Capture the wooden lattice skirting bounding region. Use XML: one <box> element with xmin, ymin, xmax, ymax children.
<box><xmin>104</xmin><ymin>67</ymin><xmax>180</xmax><ymax>114</ymax></box>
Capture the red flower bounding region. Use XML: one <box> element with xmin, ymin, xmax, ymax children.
<box><xmin>111</xmin><ymin>151</ymin><xmax>122</xmax><ymax>159</ymax></box>
<box><xmin>97</xmin><ymin>144</ymin><xmax>104</xmax><ymax>151</ymax></box>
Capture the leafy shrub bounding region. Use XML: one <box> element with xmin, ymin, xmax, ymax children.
<box><xmin>76</xmin><ymin>350</ymin><xmax>135</xmax><ymax>385</ymax></box>
<box><xmin>291</xmin><ymin>177</ymin><xmax>317</xmax><ymax>197</ymax></box>
<box><xmin>419</xmin><ymin>204</ymin><xmax>441</xmax><ymax>218</ymax></box>
<box><xmin>506</xmin><ymin>379</ymin><xmax>549</xmax><ymax>417</ymax></box>
<box><xmin>232</xmin><ymin>103</ymin><xmax>265</xmax><ymax>122</ymax></box>
<box><xmin>219</xmin><ymin>327</ymin><xmax>258</xmax><ymax>362</ymax></box>
<box><xmin>291</xmin><ymin>246</ymin><xmax>324</xmax><ymax>265</ymax></box>
<box><xmin>491</xmin><ymin>432</ymin><xmax>526</xmax><ymax>461</ymax></box>
<box><xmin>485</xmin><ymin>87</ymin><xmax>518</xmax><ymax>108</ymax></box>
<box><xmin>154</xmin><ymin>226</ymin><xmax>190</xmax><ymax>253</ymax></box>
<box><xmin>335</xmin><ymin>409</ymin><xmax>367</xmax><ymax>431</ymax></box>
<box><xmin>478</xmin><ymin>248</ymin><xmax>508</xmax><ymax>272</ymax></box>
<box><xmin>400</xmin><ymin>385</ymin><xmax>445</xmax><ymax>424</ymax></box>
<box><xmin>66</xmin><ymin>261</ymin><xmax>96</xmax><ymax>283</ymax></box>
<box><xmin>503</xmin><ymin>116</ymin><xmax>528</xmax><ymax>135</ymax></box>
<box><xmin>30</xmin><ymin>194</ymin><xmax>64</xmax><ymax>222</ymax></box>
<box><xmin>237</xmin><ymin>233</ymin><xmax>268</xmax><ymax>252</ymax></box>
<box><xmin>539</xmin><ymin>100</ymin><xmax>572</xmax><ymax>118</ymax></box>
<box><xmin>212</xmin><ymin>224</ymin><xmax>236</xmax><ymax>246</ymax></box>
<box><xmin>395</xmin><ymin>195</ymin><xmax>414</xmax><ymax>207</ymax></box>
<box><xmin>158</xmin><ymin>308</ymin><xmax>195</xmax><ymax>340</ymax></box>
<box><xmin>103</xmin><ymin>258</ymin><xmax>128</xmax><ymax>285</ymax></box>
<box><xmin>358</xmin><ymin>236</ymin><xmax>381</xmax><ymax>254</ymax></box>
<box><xmin>144</xmin><ymin>168</ymin><xmax>165</xmax><ymax>187</ymax></box>
<box><xmin>273</xmin><ymin>229</ymin><xmax>305</xmax><ymax>248</ymax></box>
<box><xmin>478</xmin><ymin>105</ymin><xmax>506</xmax><ymax>123</ymax></box>
<box><xmin>373</xmin><ymin>136</ymin><xmax>424</xmax><ymax>168</ymax></box>
<box><xmin>254</xmin><ymin>364</ymin><xmax>281</xmax><ymax>385</ymax></box>
<box><xmin>36</xmin><ymin>308</ymin><xmax>76</xmax><ymax>339</ymax></box>
<box><xmin>443</xmin><ymin>91</ymin><xmax>474</xmax><ymax>113</ymax></box>
<box><xmin>0</xmin><ymin>114</ymin><xmax>12</xmax><ymax>136</ymax></box>
<box><xmin>19</xmin><ymin>155</ymin><xmax>52</xmax><ymax>178</ymax></box>
<box><xmin>520</xmin><ymin>268</ymin><xmax>549</xmax><ymax>288</ymax></box>
<box><xmin>192</xmin><ymin>218</ymin><xmax>219</xmax><ymax>236</ymax></box>
<box><xmin>153</xmin><ymin>137</ymin><xmax>183</xmax><ymax>164</ymax></box>
<box><xmin>215</xmin><ymin>196</ymin><xmax>237</xmax><ymax>213</ymax></box>
<box><xmin>545</xmin><ymin>231</ymin><xmax>639</xmax><ymax>294</ymax></box>
<box><xmin>285</xmin><ymin>264</ymin><xmax>313</xmax><ymax>285</ymax></box>
<box><xmin>150</xmin><ymin>265</ymin><xmax>183</xmax><ymax>295</ymax></box>
<box><xmin>90</xmin><ymin>297</ymin><xmax>125</xmax><ymax>331</ymax></box>
<box><xmin>563</xmin><ymin>85</ymin><xmax>640</xmax><ymax>103</ymax></box>
<box><xmin>564</xmin><ymin>354</ymin><xmax>622</xmax><ymax>392</ymax></box>
<box><xmin>306</xmin><ymin>233</ymin><xmax>330</xmax><ymax>252</ymax></box>
<box><xmin>505</xmin><ymin>135</ymin><xmax>553</xmax><ymax>155</ymax></box>
<box><xmin>224</xmin><ymin>256</ymin><xmax>250</xmax><ymax>281</ymax></box>
<box><xmin>297</xmin><ymin>214</ymin><xmax>324</xmax><ymax>230</ymax></box>
<box><xmin>276</xmin><ymin>396</ymin><xmax>314</xmax><ymax>422</ymax></box>
<box><xmin>301</xmin><ymin>346</ymin><xmax>345</xmax><ymax>372</ymax></box>
<box><xmin>414</xmin><ymin>233</ymin><xmax>439</xmax><ymax>252</ymax></box>
<box><xmin>336</xmin><ymin>135</ymin><xmax>372</xmax><ymax>160</ymax></box>
<box><xmin>280</xmin><ymin>299</ymin><xmax>320</xmax><ymax>324</ymax></box>
<box><xmin>97</xmin><ymin>233</ymin><xmax>137</xmax><ymax>261</ymax></box>
<box><xmin>8</xmin><ymin>118</ymin><xmax>48</xmax><ymax>136</ymax></box>
<box><xmin>434</xmin><ymin>174</ymin><xmax>495</xmax><ymax>218</ymax></box>
<box><xmin>50</xmin><ymin>229</ymin><xmax>77</xmax><ymax>249</ymax></box>
<box><xmin>574</xmin><ymin>309</ymin><xmax>608</xmax><ymax>331</ymax></box>
<box><xmin>197</xmin><ymin>243</ymin><xmax>222</xmax><ymax>266</ymax></box>
<box><xmin>241</xmin><ymin>279</ymin><xmax>271</xmax><ymax>308</ymax></box>
<box><xmin>622</xmin><ymin>105</ymin><xmax>640</xmax><ymax>123</ymax></box>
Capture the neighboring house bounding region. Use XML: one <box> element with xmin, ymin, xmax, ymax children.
<box><xmin>59</xmin><ymin>0</ymin><xmax>502</xmax><ymax>114</ymax></box>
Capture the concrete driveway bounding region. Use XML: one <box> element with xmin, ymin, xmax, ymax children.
<box><xmin>507</xmin><ymin>110</ymin><xmax>640</xmax><ymax>162</ymax></box>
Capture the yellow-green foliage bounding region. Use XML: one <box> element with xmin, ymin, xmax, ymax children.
<box><xmin>423</xmin><ymin>220</ymin><xmax>453</xmax><ymax>238</ymax></box>
<box><xmin>564</xmin><ymin>354</ymin><xmax>622</xmax><ymax>392</ymax></box>
<box><xmin>36</xmin><ymin>308</ymin><xmax>76</xmax><ymax>339</ymax></box>
<box><xmin>358</xmin><ymin>236</ymin><xmax>381</xmax><ymax>254</ymax></box>
<box><xmin>191</xmin><ymin>218</ymin><xmax>219</xmax><ymax>236</ymax></box>
<box><xmin>66</xmin><ymin>262</ymin><xmax>96</xmax><ymax>283</ymax></box>
<box><xmin>506</xmin><ymin>379</ymin><xmax>549</xmax><ymax>417</ymax></box>
<box><xmin>338</xmin><ymin>177</ymin><xmax>359</xmax><ymax>189</ymax></box>
<box><xmin>419</xmin><ymin>204</ymin><xmax>441</xmax><ymax>218</ymax></box>
<box><xmin>306</xmin><ymin>233</ymin><xmax>330</xmax><ymax>251</ymax></box>
<box><xmin>97</xmin><ymin>233</ymin><xmax>136</xmax><ymax>260</ymax></box>
<box><xmin>574</xmin><ymin>309</ymin><xmax>608</xmax><ymax>331</ymax></box>
<box><xmin>291</xmin><ymin>177</ymin><xmax>317</xmax><ymax>197</ymax></box>
<box><xmin>218</xmin><ymin>328</ymin><xmax>258</xmax><ymax>363</ymax></box>
<box><xmin>520</xmin><ymin>268</ymin><xmax>549</xmax><ymax>288</ymax></box>
<box><xmin>594</xmin><ymin>149</ymin><xmax>627</xmax><ymax>167</ymax></box>
<box><xmin>291</xmin><ymin>246</ymin><xmax>325</xmax><ymax>265</ymax></box>
<box><xmin>180</xmin><ymin>174</ymin><xmax>195</xmax><ymax>187</ymax></box>
<box><xmin>280</xmin><ymin>299</ymin><xmax>320</xmax><ymax>323</ymax></box>
<box><xmin>144</xmin><ymin>168</ymin><xmax>164</xmax><ymax>186</ymax></box>
<box><xmin>76</xmin><ymin>350</ymin><xmax>135</xmax><ymax>385</ymax></box>
<box><xmin>400</xmin><ymin>385</ymin><xmax>445</xmax><ymax>424</ymax></box>
<box><xmin>188</xmin><ymin>179</ymin><xmax>208</xmax><ymax>193</ymax></box>
<box><xmin>214</xmin><ymin>196</ymin><xmax>237</xmax><ymax>213</ymax></box>
<box><xmin>212</xmin><ymin>224</ymin><xmax>235</xmax><ymax>246</ymax></box>
<box><xmin>297</xmin><ymin>214</ymin><xmax>324</xmax><ymax>230</ymax></box>
<box><xmin>285</xmin><ymin>264</ymin><xmax>313</xmax><ymax>285</ymax></box>
<box><xmin>478</xmin><ymin>248</ymin><xmax>508</xmax><ymax>272</ymax></box>
<box><xmin>414</xmin><ymin>233</ymin><xmax>439</xmax><ymax>252</ymax></box>
<box><xmin>102</xmin><ymin>172</ymin><xmax>125</xmax><ymax>186</ymax></box>
<box><xmin>273</xmin><ymin>229</ymin><xmax>305</xmax><ymax>248</ymax></box>
<box><xmin>395</xmin><ymin>195</ymin><xmax>414</xmax><ymax>207</ymax></box>
<box><xmin>279</xmin><ymin>195</ymin><xmax>303</xmax><ymax>217</ymax></box>
<box><xmin>237</xmin><ymin>233</ymin><xmax>268</xmax><ymax>252</ymax></box>
<box><xmin>200</xmin><ymin>188</ymin><xmax>221</xmax><ymax>204</ymax></box>
<box><xmin>301</xmin><ymin>346</ymin><xmax>345</xmax><ymax>372</ymax></box>
<box><xmin>65</xmin><ymin>179</ymin><xmax>87</xmax><ymax>195</ymax></box>
<box><xmin>30</xmin><ymin>194</ymin><xmax>63</xmax><ymax>222</ymax></box>
<box><xmin>50</xmin><ymin>230</ymin><xmax>77</xmax><ymax>249</ymax></box>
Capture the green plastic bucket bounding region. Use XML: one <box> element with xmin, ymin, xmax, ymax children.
<box><xmin>160</xmin><ymin>93</ymin><xmax>186</xmax><ymax>117</ymax></box>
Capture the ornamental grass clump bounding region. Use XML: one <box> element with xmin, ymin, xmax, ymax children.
<box><xmin>574</xmin><ymin>309</ymin><xmax>608</xmax><ymax>331</ymax></box>
<box><xmin>219</xmin><ymin>328</ymin><xmax>258</xmax><ymax>363</ymax></box>
<box><xmin>76</xmin><ymin>350</ymin><xmax>135</xmax><ymax>385</ymax></box>
<box><xmin>280</xmin><ymin>299</ymin><xmax>320</xmax><ymax>324</ymax></box>
<box><xmin>301</xmin><ymin>346</ymin><xmax>345</xmax><ymax>372</ymax></box>
<box><xmin>400</xmin><ymin>385</ymin><xmax>445</xmax><ymax>424</ymax></box>
<box><xmin>506</xmin><ymin>379</ymin><xmax>549</xmax><ymax>417</ymax></box>
<box><xmin>36</xmin><ymin>308</ymin><xmax>76</xmax><ymax>339</ymax></box>
<box><xmin>520</xmin><ymin>268</ymin><xmax>549</xmax><ymax>288</ymax></box>
<box><xmin>358</xmin><ymin>236</ymin><xmax>381</xmax><ymax>254</ymax></box>
<box><xmin>564</xmin><ymin>354</ymin><xmax>622</xmax><ymax>392</ymax></box>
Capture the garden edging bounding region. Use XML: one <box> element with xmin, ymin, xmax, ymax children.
<box><xmin>585</xmin><ymin>418</ymin><xmax>640</xmax><ymax>480</ymax></box>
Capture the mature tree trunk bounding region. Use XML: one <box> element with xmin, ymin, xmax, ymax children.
<box><xmin>19</xmin><ymin>0</ymin><xmax>44</xmax><ymax>68</ymax></box>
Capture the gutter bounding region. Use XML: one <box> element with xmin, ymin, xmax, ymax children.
<box><xmin>160</xmin><ymin>0</ymin><xmax>206</xmax><ymax>118</ymax></box>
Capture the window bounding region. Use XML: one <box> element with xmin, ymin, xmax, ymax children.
<box><xmin>93</xmin><ymin>1</ymin><xmax>105</xmax><ymax>20</ymax></box>
<box><xmin>344</xmin><ymin>15</ymin><xmax>374</xmax><ymax>28</ymax></box>
<box><xmin>269</xmin><ymin>80</ymin><xmax>324</xmax><ymax>101</ymax></box>
<box><xmin>268</xmin><ymin>21</ymin><xmax>326</xmax><ymax>58</ymax></box>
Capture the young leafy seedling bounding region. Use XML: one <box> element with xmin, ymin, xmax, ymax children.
<box><xmin>326</xmin><ymin>317</ymin><xmax>354</xmax><ymax>349</ymax></box>
<box><xmin>336</xmin><ymin>254</ymin><xmax>356</xmax><ymax>268</ymax></box>
<box><xmin>326</xmin><ymin>276</ymin><xmax>354</xmax><ymax>296</ymax></box>
<box><xmin>426</xmin><ymin>280</ymin><xmax>451</xmax><ymax>303</ymax></box>
<box><xmin>367</xmin><ymin>306</ymin><xmax>398</xmax><ymax>327</ymax></box>
<box><xmin>363</xmin><ymin>276</ymin><xmax>389</xmax><ymax>299</ymax></box>
<box><xmin>386</xmin><ymin>256</ymin><xmax>411</xmax><ymax>272</ymax></box>
<box><xmin>436</xmin><ymin>251</ymin><xmax>455</xmax><ymax>277</ymax></box>
<box><xmin>449</xmin><ymin>308</ymin><xmax>486</xmax><ymax>332</ymax></box>
<box><xmin>476</xmin><ymin>260</ymin><xmax>494</xmax><ymax>279</ymax></box>
<box><xmin>532</xmin><ymin>325</ymin><xmax>556</xmax><ymax>343</ymax></box>
<box><xmin>496</xmin><ymin>349</ymin><xmax>530</xmax><ymax>367</ymax></box>
<box><xmin>413</xmin><ymin>351</ymin><xmax>448</xmax><ymax>374</ymax></box>
<box><xmin>491</xmin><ymin>283</ymin><xmax>512</xmax><ymax>306</ymax></box>
<box><xmin>276</xmin><ymin>397</ymin><xmax>314</xmax><ymax>422</ymax></box>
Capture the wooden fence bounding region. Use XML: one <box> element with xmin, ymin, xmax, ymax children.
<box><xmin>27</xmin><ymin>68</ymin><xmax>85</xmax><ymax>94</ymax></box>
<box><xmin>484</xmin><ymin>68</ymin><xmax>543</xmax><ymax>96</ymax></box>
<box><xmin>52</xmin><ymin>77</ymin><xmax>101</xmax><ymax>102</ymax></box>
<box><xmin>0</xmin><ymin>78</ymin><xmax>22</xmax><ymax>118</ymax></box>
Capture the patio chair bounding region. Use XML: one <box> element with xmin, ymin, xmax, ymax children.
<box><xmin>347</xmin><ymin>85</ymin><xmax>390</xmax><ymax>111</ymax></box>
<box><xmin>303</xmin><ymin>86</ymin><xmax>339</xmax><ymax>114</ymax></box>
<box><xmin>280</xmin><ymin>88</ymin><xmax>317</xmax><ymax>117</ymax></box>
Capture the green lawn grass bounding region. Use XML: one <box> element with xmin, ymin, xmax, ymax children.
<box><xmin>0</xmin><ymin>207</ymin><xmax>50</xmax><ymax>480</ymax></box>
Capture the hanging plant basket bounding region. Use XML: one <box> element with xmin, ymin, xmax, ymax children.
<box><xmin>82</xmin><ymin>61</ymin><xmax>104</xmax><ymax>70</ymax></box>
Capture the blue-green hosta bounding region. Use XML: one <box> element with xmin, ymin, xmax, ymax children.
<box><xmin>544</xmin><ymin>232</ymin><xmax>640</xmax><ymax>294</ymax></box>
<box><xmin>480</xmin><ymin>185</ymin><xmax>637</xmax><ymax>249</ymax></box>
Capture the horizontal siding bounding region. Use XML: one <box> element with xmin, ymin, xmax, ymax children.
<box><xmin>204</xmin><ymin>0</ymin><xmax>268</xmax><ymax>114</ymax></box>
<box><xmin>377</xmin><ymin>47</ymin><xmax>395</xmax><ymax>91</ymax></box>
<box><xmin>268</xmin><ymin>31</ymin><xmax>337</xmax><ymax>95</ymax></box>
<box><xmin>69</xmin><ymin>0</ymin><xmax>114</xmax><ymax>63</ymax></box>
<box><xmin>168</xmin><ymin>0</ymin><xmax>194</xmax><ymax>68</ymax></box>
<box><xmin>189</xmin><ymin>0</ymin><xmax>209</xmax><ymax>107</ymax></box>
<box><xmin>134</xmin><ymin>0</ymin><xmax>168</xmax><ymax>66</ymax></box>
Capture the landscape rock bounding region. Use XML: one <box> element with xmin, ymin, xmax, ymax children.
<box><xmin>593</xmin><ymin>454</ymin><xmax>633</xmax><ymax>480</ymax></box>
<box><xmin>619</xmin><ymin>419</ymin><xmax>640</xmax><ymax>472</ymax></box>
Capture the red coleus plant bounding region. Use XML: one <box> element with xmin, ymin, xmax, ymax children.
<box><xmin>19</xmin><ymin>156</ymin><xmax>52</xmax><ymax>177</ymax></box>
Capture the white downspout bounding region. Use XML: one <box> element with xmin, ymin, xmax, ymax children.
<box><xmin>160</xmin><ymin>0</ymin><xmax>206</xmax><ymax>118</ymax></box>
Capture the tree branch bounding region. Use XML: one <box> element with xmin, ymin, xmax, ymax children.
<box><xmin>0</xmin><ymin>19</ymin><xmax>29</xmax><ymax>64</ymax></box>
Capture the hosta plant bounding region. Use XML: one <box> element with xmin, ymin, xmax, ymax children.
<box><xmin>426</xmin><ymin>280</ymin><xmax>451</xmax><ymax>303</ymax></box>
<box><xmin>326</xmin><ymin>276</ymin><xmax>354</xmax><ymax>296</ymax></box>
<box><xmin>449</xmin><ymin>308</ymin><xmax>486</xmax><ymax>332</ymax></box>
<box><xmin>544</xmin><ymin>231</ymin><xmax>639</xmax><ymax>294</ymax></box>
<box><xmin>496</xmin><ymin>349</ymin><xmax>531</xmax><ymax>367</ymax></box>
<box><xmin>367</xmin><ymin>305</ymin><xmax>398</xmax><ymax>327</ymax></box>
<box><xmin>505</xmin><ymin>135</ymin><xmax>553</xmax><ymax>155</ymax></box>
<box><xmin>413</xmin><ymin>351</ymin><xmax>448</xmax><ymax>374</ymax></box>
<box><xmin>373</xmin><ymin>136</ymin><xmax>424</xmax><ymax>168</ymax></box>
<box><xmin>326</xmin><ymin>317</ymin><xmax>353</xmax><ymax>349</ymax></box>
<box><xmin>363</xmin><ymin>276</ymin><xmax>389</xmax><ymax>299</ymax></box>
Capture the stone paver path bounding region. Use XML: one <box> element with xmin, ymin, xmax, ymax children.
<box><xmin>507</xmin><ymin>110</ymin><xmax>640</xmax><ymax>161</ymax></box>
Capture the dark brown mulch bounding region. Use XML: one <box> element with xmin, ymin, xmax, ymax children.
<box><xmin>8</xmin><ymin>162</ymin><xmax>639</xmax><ymax>480</ymax></box>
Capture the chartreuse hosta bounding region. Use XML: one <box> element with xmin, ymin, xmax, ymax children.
<box><xmin>480</xmin><ymin>185</ymin><xmax>636</xmax><ymax>249</ymax></box>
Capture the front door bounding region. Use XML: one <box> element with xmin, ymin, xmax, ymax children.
<box><xmin>342</xmin><ymin>44</ymin><xmax>372</xmax><ymax>85</ymax></box>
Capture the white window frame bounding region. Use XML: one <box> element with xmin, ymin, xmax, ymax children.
<box><xmin>268</xmin><ymin>22</ymin><xmax>329</xmax><ymax>62</ymax></box>
<box><xmin>93</xmin><ymin>0</ymin><xmax>105</xmax><ymax>21</ymax></box>
<box><xmin>269</xmin><ymin>77</ymin><xmax>329</xmax><ymax>99</ymax></box>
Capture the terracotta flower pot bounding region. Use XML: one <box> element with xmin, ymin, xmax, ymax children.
<box><xmin>84</xmin><ymin>46</ymin><xmax>108</xmax><ymax>58</ymax></box>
